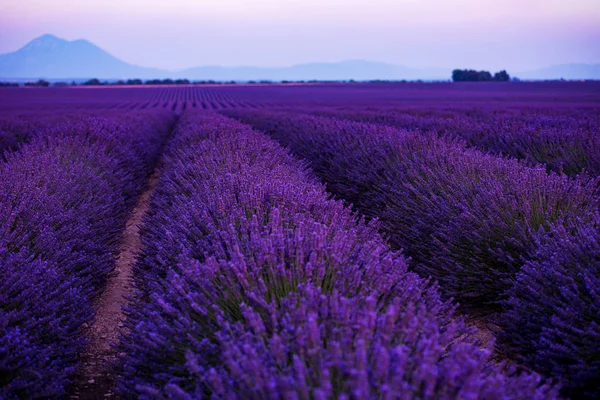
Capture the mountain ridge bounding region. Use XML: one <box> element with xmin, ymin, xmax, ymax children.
<box><xmin>1</xmin><ymin>34</ymin><xmax>598</xmax><ymax>81</ymax></box>
<box><xmin>517</xmin><ymin>63</ymin><xmax>600</xmax><ymax>80</ymax></box>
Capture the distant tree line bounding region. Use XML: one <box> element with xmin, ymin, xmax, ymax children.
<box><xmin>452</xmin><ymin>69</ymin><xmax>510</xmax><ymax>82</ymax></box>
<box><xmin>0</xmin><ymin>80</ymin><xmax>52</xmax><ymax>87</ymax></box>
<box><xmin>24</xmin><ymin>79</ymin><xmax>51</xmax><ymax>87</ymax></box>
<box><xmin>2</xmin><ymin>76</ymin><xmax>518</xmax><ymax>87</ymax></box>
<box><xmin>82</xmin><ymin>78</ymin><xmax>196</xmax><ymax>85</ymax></box>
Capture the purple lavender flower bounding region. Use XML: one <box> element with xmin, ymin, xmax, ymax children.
<box><xmin>500</xmin><ymin>215</ymin><xmax>600</xmax><ymax>398</ymax></box>
<box><xmin>306</xmin><ymin>106</ymin><xmax>600</xmax><ymax>176</ymax></box>
<box><xmin>224</xmin><ymin>110</ymin><xmax>598</xmax><ymax>311</ymax></box>
<box><xmin>0</xmin><ymin>110</ymin><xmax>174</xmax><ymax>397</ymax></box>
<box><xmin>118</xmin><ymin>112</ymin><xmax>557</xmax><ymax>399</ymax></box>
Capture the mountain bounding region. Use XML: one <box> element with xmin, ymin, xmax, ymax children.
<box><xmin>0</xmin><ymin>34</ymin><xmax>166</xmax><ymax>79</ymax></box>
<box><xmin>0</xmin><ymin>34</ymin><xmax>452</xmax><ymax>81</ymax></box>
<box><xmin>177</xmin><ymin>60</ymin><xmax>450</xmax><ymax>81</ymax></box>
<box><xmin>516</xmin><ymin>64</ymin><xmax>600</xmax><ymax>80</ymax></box>
<box><xmin>3</xmin><ymin>34</ymin><xmax>598</xmax><ymax>81</ymax></box>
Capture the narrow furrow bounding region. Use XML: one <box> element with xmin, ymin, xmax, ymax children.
<box><xmin>71</xmin><ymin>172</ymin><xmax>160</xmax><ymax>399</ymax></box>
<box><xmin>1</xmin><ymin>111</ymin><xmax>175</xmax><ymax>398</ymax></box>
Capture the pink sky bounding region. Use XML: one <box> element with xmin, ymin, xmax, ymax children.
<box><xmin>1</xmin><ymin>0</ymin><xmax>599</xmax><ymax>71</ymax></box>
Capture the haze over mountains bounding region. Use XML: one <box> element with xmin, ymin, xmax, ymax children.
<box><xmin>1</xmin><ymin>34</ymin><xmax>598</xmax><ymax>81</ymax></box>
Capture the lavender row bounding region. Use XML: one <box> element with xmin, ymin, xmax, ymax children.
<box><xmin>501</xmin><ymin>217</ymin><xmax>600</xmax><ymax>398</ymax></box>
<box><xmin>0</xmin><ymin>110</ymin><xmax>175</xmax><ymax>398</ymax></box>
<box><xmin>225</xmin><ymin>110</ymin><xmax>598</xmax><ymax>308</ymax></box>
<box><xmin>225</xmin><ymin>109</ymin><xmax>599</xmax><ymax>398</ymax></box>
<box><xmin>0</xmin><ymin>110</ymin><xmax>170</xmax><ymax>161</ymax></box>
<box><xmin>307</xmin><ymin>106</ymin><xmax>600</xmax><ymax>177</ymax></box>
<box><xmin>0</xmin><ymin>112</ymin><xmax>66</xmax><ymax>158</ymax></box>
<box><xmin>117</xmin><ymin>111</ymin><xmax>557</xmax><ymax>399</ymax></box>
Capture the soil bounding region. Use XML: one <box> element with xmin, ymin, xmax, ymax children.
<box><xmin>466</xmin><ymin>316</ymin><xmax>498</xmax><ymax>351</ymax></box>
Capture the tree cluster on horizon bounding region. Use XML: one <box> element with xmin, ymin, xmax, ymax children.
<box><xmin>452</xmin><ymin>69</ymin><xmax>510</xmax><ymax>82</ymax></box>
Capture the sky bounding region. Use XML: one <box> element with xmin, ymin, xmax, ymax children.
<box><xmin>1</xmin><ymin>0</ymin><xmax>599</xmax><ymax>71</ymax></box>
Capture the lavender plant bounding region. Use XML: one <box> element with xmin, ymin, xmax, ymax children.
<box><xmin>225</xmin><ymin>110</ymin><xmax>598</xmax><ymax>311</ymax></box>
<box><xmin>226</xmin><ymin>109</ymin><xmax>599</xmax><ymax>398</ymax></box>
<box><xmin>0</xmin><ymin>112</ymin><xmax>62</xmax><ymax>158</ymax></box>
<box><xmin>308</xmin><ymin>106</ymin><xmax>600</xmax><ymax>176</ymax></box>
<box><xmin>499</xmin><ymin>216</ymin><xmax>600</xmax><ymax>399</ymax></box>
<box><xmin>0</xmin><ymin>111</ymin><xmax>174</xmax><ymax>397</ymax></box>
<box><xmin>117</xmin><ymin>112</ymin><xmax>557</xmax><ymax>399</ymax></box>
<box><xmin>194</xmin><ymin>285</ymin><xmax>559</xmax><ymax>400</ymax></box>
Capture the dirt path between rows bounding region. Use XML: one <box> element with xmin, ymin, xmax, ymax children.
<box><xmin>71</xmin><ymin>171</ymin><xmax>159</xmax><ymax>399</ymax></box>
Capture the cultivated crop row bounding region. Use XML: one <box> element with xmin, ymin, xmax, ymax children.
<box><xmin>226</xmin><ymin>110</ymin><xmax>600</xmax><ymax>399</ymax></box>
<box><xmin>307</xmin><ymin>106</ymin><xmax>600</xmax><ymax>176</ymax></box>
<box><xmin>0</xmin><ymin>87</ymin><xmax>270</xmax><ymax>113</ymax></box>
<box><xmin>3</xmin><ymin>82</ymin><xmax>600</xmax><ymax>114</ymax></box>
<box><xmin>0</xmin><ymin>110</ymin><xmax>175</xmax><ymax>397</ymax></box>
<box><xmin>0</xmin><ymin>112</ymin><xmax>79</xmax><ymax>157</ymax></box>
<box><xmin>114</xmin><ymin>111</ymin><xmax>557</xmax><ymax>399</ymax></box>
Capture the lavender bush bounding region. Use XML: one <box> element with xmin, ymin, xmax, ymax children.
<box><xmin>0</xmin><ymin>118</ymin><xmax>36</xmax><ymax>156</ymax></box>
<box><xmin>308</xmin><ymin>106</ymin><xmax>600</xmax><ymax>176</ymax></box>
<box><xmin>225</xmin><ymin>110</ymin><xmax>598</xmax><ymax>311</ymax></box>
<box><xmin>227</xmin><ymin>109</ymin><xmax>599</xmax><ymax>398</ymax></box>
<box><xmin>194</xmin><ymin>285</ymin><xmax>558</xmax><ymax>400</ymax></box>
<box><xmin>499</xmin><ymin>216</ymin><xmax>600</xmax><ymax>398</ymax></box>
<box><xmin>117</xmin><ymin>111</ymin><xmax>557</xmax><ymax>399</ymax></box>
<box><xmin>0</xmin><ymin>111</ymin><xmax>174</xmax><ymax>398</ymax></box>
<box><xmin>0</xmin><ymin>112</ymin><xmax>65</xmax><ymax>158</ymax></box>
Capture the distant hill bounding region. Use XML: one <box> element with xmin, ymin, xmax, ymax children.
<box><xmin>1</xmin><ymin>34</ymin><xmax>598</xmax><ymax>81</ymax></box>
<box><xmin>516</xmin><ymin>64</ymin><xmax>600</xmax><ymax>80</ymax></box>
<box><xmin>0</xmin><ymin>34</ymin><xmax>165</xmax><ymax>79</ymax></box>
<box><xmin>177</xmin><ymin>60</ymin><xmax>450</xmax><ymax>81</ymax></box>
<box><xmin>0</xmin><ymin>34</ymin><xmax>451</xmax><ymax>81</ymax></box>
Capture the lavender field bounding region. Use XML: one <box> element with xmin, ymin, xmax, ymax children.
<box><xmin>1</xmin><ymin>82</ymin><xmax>599</xmax><ymax>399</ymax></box>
